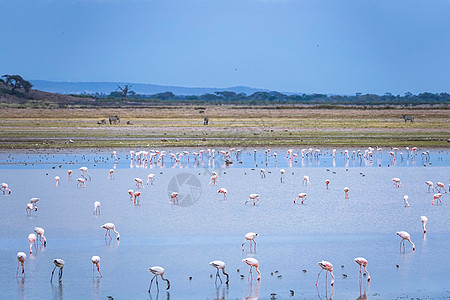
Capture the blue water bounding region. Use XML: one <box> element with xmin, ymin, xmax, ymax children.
<box><xmin>0</xmin><ymin>148</ymin><xmax>449</xmax><ymax>299</ymax></box>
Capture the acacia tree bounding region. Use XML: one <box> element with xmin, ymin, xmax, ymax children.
<box><xmin>2</xmin><ymin>75</ymin><xmax>33</xmax><ymax>93</ymax></box>
<box><xmin>116</xmin><ymin>84</ymin><xmax>133</xmax><ymax>98</ymax></box>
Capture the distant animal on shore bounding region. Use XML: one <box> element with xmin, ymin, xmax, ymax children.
<box><xmin>401</xmin><ymin>115</ymin><xmax>414</xmax><ymax>123</ymax></box>
<box><xmin>204</xmin><ymin>117</ymin><xmax>209</xmax><ymax>125</ymax></box>
<box><xmin>109</xmin><ymin>115</ymin><xmax>120</xmax><ymax>124</ymax></box>
<box><xmin>97</xmin><ymin>119</ymin><xmax>107</xmax><ymax>125</ymax></box>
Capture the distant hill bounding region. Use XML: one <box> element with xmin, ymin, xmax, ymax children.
<box><xmin>30</xmin><ymin>80</ymin><xmax>269</xmax><ymax>96</ymax></box>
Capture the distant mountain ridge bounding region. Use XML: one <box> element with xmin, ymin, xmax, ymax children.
<box><xmin>30</xmin><ymin>80</ymin><xmax>270</xmax><ymax>96</ymax></box>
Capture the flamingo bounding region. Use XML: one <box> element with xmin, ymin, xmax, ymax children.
<box><xmin>128</xmin><ymin>189</ymin><xmax>133</xmax><ymax>201</ymax></box>
<box><xmin>16</xmin><ymin>252</ymin><xmax>26</xmax><ymax>277</ymax></box>
<box><xmin>28</xmin><ymin>233</ymin><xmax>36</xmax><ymax>254</ymax></box>
<box><xmin>34</xmin><ymin>227</ymin><xmax>47</xmax><ymax>246</ymax></box>
<box><xmin>315</xmin><ymin>260</ymin><xmax>335</xmax><ymax>286</ymax></box>
<box><xmin>147</xmin><ymin>174</ymin><xmax>155</xmax><ymax>185</ymax></box>
<box><xmin>389</xmin><ymin>151</ymin><xmax>396</xmax><ymax>161</ymax></box>
<box><xmin>425</xmin><ymin>181</ymin><xmax>434</xmax><ymax>192</ymax></box>
<box><xmin>93</xmin><ymin>201</ymin><xmax>101</xmax><ymax>215</ymax></box>
<box><xmin>113</xmin><ymin>151</ymin><xmax>117</xmax><ymax>162</ymax></box>
<box><xmin>50</xmin><ymin>259</ymin><xmax>65</xmax><ymax>283</ymax></box>
<box><xmin>420</xmin><ymin>216</ymin><xmax>428</xmax><ymax>233</ymax></box>
<box><xmin>280</xmin><ymin>169</ymin><xmax>285</xmax><ymax>182</ymax></box>
<box><xmin>92</xmin><ymin>256</ymin><xmax>102</xmax><ymax>278</ymax></box>
<box><xmin>432</xmin><ymin>193</ymin><xmax>443</xmax><ymax>205</ymax></box>
<box><xmin>354</xmin><ymin>257</ymin><xmax>370</xmax><ymax>282</ymax></box>
<box><xmin>286</xmin><ymin>149</ymin><xmax>293</xmax><ymax>159</ymax></box>
<box><xmin>217</xmin><ymin>188</ymin><xmax>227</xmax><ymax>200</ymax></box>
<box><xmin>101</xmin><ymin>223</ymin><xmax>120</xmax><ymax>240</ymax></box>
<box><xmin>210</xmin><ymin>172</ymin><xmax>218</xmax><ymax>185</ymax></box>
<box><xmin>108</xmin><ymin>169</ymin><xmax>114</xmax><ymax>179</ymax></box>
<box><xmin>342</xmin><ymin>187</ymin><xmax>349</xmax><ymax>198</ymax></box>
<box><xmin>326</xmin><ymin>179</ymin><xmax>330</xmax><ymax>189</ymax></box>
<box><xmin>260</xmin><ymin>169</ymin><xmax>266</xmax><ymax>178</ymax></box>
<box><xmin>134</xmin><ymin>178</ymin><xmax>144</xmax><ymax>189</ymax></box>
<box><xmin>79</xmin><ymin>167</ymin><xmax>91</xmax><ymax>180</ymax></box>
<box><xmin>209</xmin><ymin>260</ymin><xmax>229</xmax><ymax>285</ymax></box>
<box><xmin>67</xmin><ymin>170</ymin><xmax>72</xmax><ymax>180</ymax></box>
<box><xmin>1</xmin><ymin>182</ymin><xmax>11</xmax><ymax>194</ymax></box>
<box><xmin>332</xmin><ymin>149</ymin><xmax>336</xmax><ymax>158</ymax></box>
<box><xmin>134</xmin><ymin>191</ymin><xmax>141</xmax><ymax>205</ymax></box>
<box><xmin>30</xmin><ymin>197</ymin><xmax>39</xmax><ymax>204</ymax></box>
<box><xmin>148</xmin><ymin>266</ymin><xmax>170</xmax><ymax>292</ymax></box>
<box><xmin>169</xmin><ymin>192</ymin><xmax>179</xmax><ymax>204</ymax></box>
<box><xmin>242</xmin><ymin>232</ymin><xmax>258</xmax><ymax>252</ymax></box>
<box><xmin>397</xmin><ymin>231</ymin><xmax>415</xmax><ymax>252</ymax></box>
<box><xmin>344</xmin><ymin>150</ymin><xmax>349</xmax><ymax>159</ymax></box>
<box><xmin>245</xmin><ymin>194</ymin><xmax>259</xmax><ymax>206</ymax></box>
<box><xmin>242</xmin><ymin>258</ymin><xmax>260</xmax><ymax>281</ymax></box>
<box><xmin>294</xmin><ymin>193</ymin><xmax>307</xmax><ymax>204</ymax></box>
<box><xmin>26</xmin><ymin>203</ymin><xmax>38</xmax><ymax>216</ymax></box>
<box><xmin>77</xmin><ymin>178</ymin><xmax>85</xmax><ymax>188</ymax></box>
<box><xmin>403</xmin><ymin>195</ymin><xmax>410</xmax><ymax>207</ymax></box>
<box><xmin>436</xmin><ymin>182</ymin><xmax>446</xmax><ymax>193</ymax></box>
<box><xmin>392</xmin><ymin>178</ymin><xmax>403</xmax><ymax>188</ymax></box>
<box><xmin>55</xmin><ymin>176</ymin><xmax>60</xmax><ymax>187</ymax></box>
<box><xmin>303</xmin><ymin>176</ymin><xmax>311</xmax><ymax>186</ymax></box>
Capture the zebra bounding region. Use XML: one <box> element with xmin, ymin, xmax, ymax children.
<box><xmin>203</xmin><ymin>117</ymin><xmax>209</xmax><ymax>125</ymax></box>
<box><xmin>401</xmin><ymin>115</ymin><xmax>414</xmax><ymax>123</ymax></box>
<box><xmin>109</xmin><ymin>115</ymin><xmax>120</xmax><ymax>124</ymax></box>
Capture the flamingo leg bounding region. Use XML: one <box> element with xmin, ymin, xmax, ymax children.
<box><xmin>59</xmin><ymin>268</ymin><xmax>63</xmax><ymax>281</ymax></box>
<box><xmin>148</xmin><ymin>275</ymin><xmax>155</xmax><ymax>292</ymax></box>
<box><xmin>50</xmin><ymin>266</ymin><xmax>56</xmax><ymax>283</ymax></box>
<box><xmin>156</xmin><ymin>276</ymin><xmax>159</xmax><ymax>291</ymax></box>
<box><xmin>315</xmin><ymin>269</ymin><xmax>323</xmax><ymax>286</ymax></box>
<box><xmin>253</xmin><ymin>240</ymin><xmax>257</xmax><ymax>252</ymax></box>
<box><xmin>97</xmin><ymin>266</ymin><xmax>102</xmax><ymax>278</ymax></box>
<box><xmin>359</xmin><ymin>265</ymin><xmax>362</xmax><ymax>283</ymax></box>
<box><xmin>16</xmin><ymin>261</ymin><xmax>19</xmax><ymax>277</ymax></box>
<box><xmin>249</xmin><ymin>267</ymin><xmax>253</xmax><ymax>281</ymax></box>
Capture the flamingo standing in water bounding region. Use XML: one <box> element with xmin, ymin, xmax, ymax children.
<box><xmin>315</xmin><ymin>260</ymin><xmax>335</xmax><ymax>286</ymax></box>
<box><xmin>420</xmin><ymin>216</ymin><xmax>428</xmax><ymax>233</ymax></box>
<box><xmin>34</xmin><ymin>227</ymin><xmax>47</xmax><ymax>246</ymax></box>
<box><xmin>133</xmin><ymin>191</ymin><xmax>141</xmax><ymax>205</ymax></box>
<box><xmin>403</xmin><ymin>195</ymin><xmax>410</xmax><ymax>207</ymax></box>
<box><xmin>303</xmin><ymin>176</ymin><xmax>311</xmax><ymax>186</ymax></box>
<box><xmin>134</xmin><ymin>178</ymin><xmax>144</xmax><ymax>189</ymax></box>
<box><xmin>113</xmin><ymin>151</ymin><xmax>117</xmax><ymax>162</ymax></box>
<box><xmin>245</xmin><ymin>194</ymin><xmax>260</xmax><ymax>206</ymax></box>
<box><xmin>209</xmin><ymin>260</ymin><xmax>229</xmax><ymax>284</ymax></box>
<box><xmin>55</xmin><ymin>176</ymin><xmax>60</xmax><ymax>187</ymax></box>
<box><xmin>16</xmin><ymin>252</ymin><xmax>26</xmax><ymax>277</ymax></box>
<box><xmin>432</xmin><ymin>193</ymin><xmax>443</xmax><ymax>205</ymax></box>
<box><xmin>354</xmin><ymin>257</ymin><xmax>370</xmax><ymax>282</ymax></box>
<box><xmin>50</xmin><ymin>259</ymin><xmax>65</xmax><ymax>283</ymax></box>
<box><xmin>92</xmin><ymin>256</ymin><xmax>102</xmax><ymax>278</ymax></box>
<box><xmin>93</xmin><ymin>201</ymin><xmax>101</xmax><ymax>215</ymax></box>
<box><xmin>67</xmin><ymin>170</ymin><xmax>72</xmax><ymax>180</ymax></box>
<box><xmin>77</xmin><ymin>178</ymin><xmax>85</xmax><ymax>188</ymax></box>
<box><xmin>260</xmin><ymin>169</ymin><xmax>266</xmax><ymax>178</ymax></box>
<box><xmin>397</xmin><ymin>231</ymin><xmax>415</xmax><ymax>252</ymax></box>
<box><xmin>26</xmin><ymin>203</ymin><xmax>38</xmax><ymax>216</ymax></box>
<box><xmin>28</xmin><ymin>233</ymin><xmax>36</xmax><ymax>254</ymax></box>
<box><xmin>392</xmin><ymin>178</ymin><xmax>403</xmax><ymax>188</ymax></box>
<box><xmin>436</xmin><ymin>182</ymin><xmax>446</xmax><ymax>193</ymax></box>
<box><xmin>326</xmin><ymin>179</ymin><xmax>330</xmax><ymax>189</ymax></box>
<box><xmin>128</xmin><ymin>189</ymin><xmax>134</xmax><ymax>201</ymax></box>
<box><xmin>1</xmin><ymin>182</ymin><xmax>11</xmax><ymax>194</ymax></box>
<box><xmin>217</xmin><ymin>188</ymin><xmax>227</xmax><ymax>200</ymax></box>
<box><xmin>101</xmin><ymin>223</ymin><xmax>120</xmax><ymax>240</ymax></box>
<box><xmin>344</xmin><ymin>187</ymin><xmax>349</xmax><ymax>198</ymax></box>
<box><xmin>147</xmin><ymin>174</ymin><xmax>155</xmax><ymax>185</ymax></box>
<box><xmin>294</xmin><ymin>193</ymin><xmax>307</xmax><ymax>204</ymax></box>
<box><xmin>108</xmin><ymin>169</ymin><xmax>114</xmax><ymax>179</ymax></box>
<box><xmin>280</xmin><ymin>169</ymin><xmax>285</xmax><ymax>182</ymax></box>
<box><xmin>242</xmin><ymin>258</ymin><xmax>260</xmax><ymax>281</ymax></box>
<box><xmin>148</xmin><ymin>266</ymin><xmax>170</xmax><ymax>292</ymax></box>
<box><xmin>210</xmin><ymin>172</ymin><xmax>219</xmax><ymax>185</ymax></box>
<box><xmin>169</xmin><ymin>192</ymin><xmax>179</xmax><ymax>204</ymax></box>
<box><xmin>425</xmin><ymin>181</ymin><xmax>434</xmax><ymax>192</ymax></box>
<box><xmin>80</xmin><ymin>167</ymin><xmax>91</xmax><ymax>180</ymax></box>
<box><xmin>242</xmin><ymin>232</ymin><xmax>258</xmax><ymax>252</ymax></box>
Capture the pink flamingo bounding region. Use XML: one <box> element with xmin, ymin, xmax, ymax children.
<box><xmin>344</xmin><ymin>187</ymin><xmax>349</xmax><ymax>198</ymax></box>
<box><xmin>50</xmin><ymin>259</ymin><xmax>65</xmax><ymax>283</ymax></box>
<box><xmin>326</xmin><ymin>179</ymin><xmax>330</xmax><ymax>189</ymax></box>
<box><xmin>315</xmin><ymin>260</ymin><xmax>335</xmax><ymax>286</ymax></box>
<box><xmin>217</xmin><ymin>188</ymin><xmax>227</xmax><ymax>200</ymax></box>
<box><xmin>245</xmin><ymin>193</ymin><xmax>260</xmax><ymax>206</ymax></box>
<box><xmin>354</xmin><ymin>257</ymin><xmax>370</xmax><ymax>282</ymax></box>
<box><xmin>280</xmin><ymin>169</ymin><xmax>285</xmax><ymax>182</ymax></box>
<box><xmin>92</xmin><ymin>256</ymin><xmax>102</xmax><ymax>278</ymax></box>
<box><xmin>303</xmin><ymin>176</ymin><xmax>311</xmax><ymax>186</ymax></box>
<box><xmin>101</xmin><ymin>223</ymin><xmax>120</xmax><ymax>240</ymax></box>
<box><xmin>55</xmin><ymin>176</ymin><xmax>60</xmax><ymax>187</ymax></box>
<box><xmin>28</xmin><ymin>233</ymin><xmax>36</xmax><ymax>254</ymax></box>
<box><xmin>128</xmin><ymin>189</ymin><xmax>134</xmax><ymax>200</ymax></box>
<box><xmin>67</xmin><ymin>170</ymin><xmax>72</xmax><ymax>180</ymax></box>
<box><xmin>392</xmin><ymin>178</ymin><xmax>403</xmax><ymax>188</ymax></box>
<box><xmin>243</xmin><ymin>258</ymin><xmax>260</xmax><ymax>281</ymax></box>
<box><xmin>79</xmin><ymin>167</ymin><xmax>91</xmax><ymax>180</ymax></box>
<box><xmin>93</xmin><ymin>201</ymin><xmax>101</xmax><ymax>215</ymax></box>
<box><xmin>169</xmin><ymin>192</ymin><xmax>179</xmax><ymax>204</ymax></box>
<box><xmin>209</xmin><ymin>260</ymin><xmax>229</xmax><ymax>285</ymax></box>
<box><xmin>77</xmin><ymin>178</ymin><xmax>85</xmax><ymax>188</ymax></box>
<box><xmin>133</xmin><ymin>191</ymin><xmax>141</xmax><ymax>205</ymax></box>
<box><xmin>34</xmin><ymin>227</ymin><xmax>47</xmax><ymax>246</ymax></box>
<box><xmin>134</xmin><ymin>178</ymin><xmax>144</xmax><ymax>189</ymax></box>
<box><xmin>332</xmin><ymin>149</ymin><xmax>336</xmax><ymax>158</ymax></box>
<box><xmin>389</xmin><ymin>151</ymin><xmax>396</xmax><ymax>161</ymax></box>
<box><xmin>403</xmin><ymin>195</ymin><xmax>410</xmax><ymax>207</ymax></box>
<box><xmin>242</xmin><ymin>232</ymin><xmax>258</xmax><ymax>252</ymax></box>
<box><xmin>436</xmin><ymin>182</ymin><xmax>446</xmax><ymax>193</ymax></box>
<box><xmin>108</xmin><ymin>169</ymin><xmax>114</xmax><ymax>179</ymax></box>
<box><xmin>210</xmin><ymin>172</ymin><xmax>218</xmax><ymax>185</ymax></box>
<box><xmin>425</xmin><ymin>181</ymin><xmax>434</xmax><ymax>192</ymax></box>
<box><xmin>420</xmin><ymin>216</ymin><xmax>428</xmax><ymax>233</ymax></box>
<box><xmin>26</xmin><ymin>203</ymin><xmax>38</xmax><ymax>216</ymax></box>
<box><xmin>397</xmin><ymin>231</ymin><xmax>415</xmax><ymax>252</ymax></box>
<box><xmin>344</xmin><ymin>149</ymin><xmax>349</xmax><ymax>159</ymax></box>
<box><xmin>148</xmin><ymin>266</ymin><xmax>170</xmax><ymax>292</ymax></box>
<box><xmin>113</xmin><ymin>151</ymin><xmax>117</xmax><ymax>162</ymax></box>
<box><xmin>147</xmin><ymin>174</ymin><xmax>155</xmax><ymax>185</ymax></box>
<box><xmin>1</xmin><ymin>182</ymin><xmax>11</xmax><ymax>194</ymax></box>
<box><xmin>16</xmin><ymin>252</ymin><xmax>26</xmax><ymax>277</ymax></box>
<box><xmin>432</xmin><ymin>193</ymin><xmax>443</xmax><ymax>205</ymax></box>
<box><xmin>294</xmin><ymin>193</ymin><xmax>307</xmax><ymax>204</ymax></box>
<box><xmin>286</xmin><ymin>149</ymin><xmax>293</xmax><ymax>159</ymax></box>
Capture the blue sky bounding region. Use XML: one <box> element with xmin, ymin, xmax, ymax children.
<box><xmin>1</xmin><ymin>0</ymin><xmax>449</xmax><ymax>94</ymax></box>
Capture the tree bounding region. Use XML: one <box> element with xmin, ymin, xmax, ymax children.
<box><xmin>116</xmin><ymin>84</ymin><xmax>133</xmax><ymax>98</ymax></box>
<box><xmin>2</xmin><ymin>75</ymin><xmax>33</xmax><ymax>93</ymax></box>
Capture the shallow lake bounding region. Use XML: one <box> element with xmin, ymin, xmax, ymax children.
<box><xmin>0</xmin><ymin>148</ymin><xmax>449</xmax><ymax>299</ymax></box>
